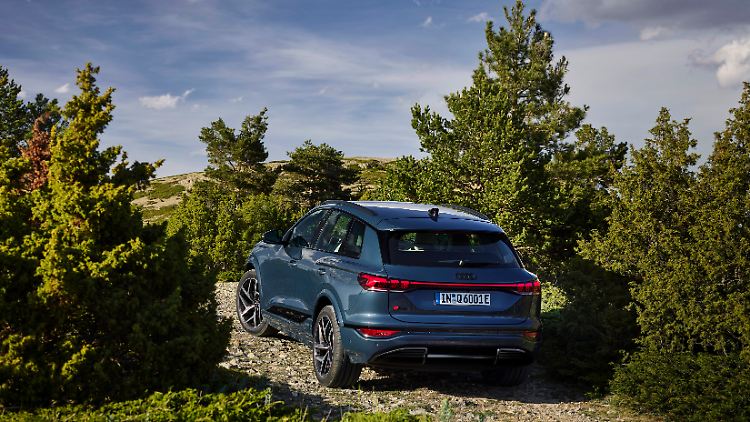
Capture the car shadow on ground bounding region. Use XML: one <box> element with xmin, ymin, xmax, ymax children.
<box><xmin>259</xmin><ymin>331</ymin><xmax>589</xmax><ymax>406</ymax></box>
<box><xmin>354</xmin><ymin>365</ymin><xmax>588</xmax><ymax>405</ymax></box>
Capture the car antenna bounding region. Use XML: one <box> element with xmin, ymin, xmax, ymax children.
<box><xmin>428</xmin><ymin>207</ymin><xmax>439</xmax><ymax>220</ymax></box>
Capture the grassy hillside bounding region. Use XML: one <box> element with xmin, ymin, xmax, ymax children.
<box><xmin>134</xmin><ymin>157</ymin><xmax>394</xmax><ymax>223</ymax></box>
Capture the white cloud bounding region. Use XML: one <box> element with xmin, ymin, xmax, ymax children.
<box><xmin>712</xmin><ymin>38</ymin><xmax>750</xmax><ymax>87</ymax></box>
<box><xmin>229</xmin><ymin>96</ymin><xmax>244</xmax><ymax>103</ymax></box>
<box><xmin>259</xmin><ymin>35</ymin><xmax>470</xmax><ymax>97</ymax></box>
<box><xmin>138</xmin><ymin>89</ymin><xmax>194</xmax><ymax>110</ymax></box>
<box><xmin>563</xmin><ymin>38</ymin><xmax>740</xmax><ymax>161</ymax></box>
<box><xmin>421</xmin><ymin>16</ymin><xmax>433</xmax><ymax>28</ymax></box>
<box><xmin>640</xmin><ymin>26</ymin><xmax>669</xmax><ymax>41</ymax></box>
<box><xmin>54</xmin><ymin>83</ymin><xmax>70</xmax><ymax>93</ymax></box>
<box><xmin>467</xmin><ymin>12</ymin><xmax>491</xmax><ymax>23</ymax></box>
<box><xmin>17</xmin><ymin>90</ymin><xmax>26</xmax><ymax>99</ymax></box>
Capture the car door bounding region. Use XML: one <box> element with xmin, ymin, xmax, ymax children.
<box><xmin>308</xmin><ymin>211</ymin><xmax>368</xmax><ymax>308</ymax></box>
<box><xmin>294</xmin><ymin>210</ymin><xmax>352</xmax><ymax>312</ymax></box>
<box><xmin>262</xmin><ymin>209</ymin><xmax>328</xmax><ymax>322</ymax></box>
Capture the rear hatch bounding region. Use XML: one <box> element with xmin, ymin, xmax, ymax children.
<box><xmin>383</xmin><ymin>229</ymin><xmax>537</xmax><ymax>325</ymax></box>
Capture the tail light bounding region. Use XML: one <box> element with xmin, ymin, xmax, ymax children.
<box><xmin>358</xmin><ymin>273</ymin><xmax>541</xmax><ymax>295</ymax></box>
<box><xmin>357</xmin><ymin>328</ymin><xmax>401</xmax><ymax>338</ymax></box>
<box><xmin>522</xmin><ymin>330</ymin><xmax>541</xmax><ymax>341</ymax></box>
<box><xmin>516</xmin><ymin>279</ymin><xmax>541</xmax><ymax>295</ymax></box>
<box><xmin>357</xmin><ymin>273</ymin><xmax>410</xmax><ymax>291</ymax></box>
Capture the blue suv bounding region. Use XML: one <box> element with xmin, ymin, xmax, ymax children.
<box><xmin>236</xmin><ymin>201</ymin><xmax>541</xmax><ymax>387</ymax></box>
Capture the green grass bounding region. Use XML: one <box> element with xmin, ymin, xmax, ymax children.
<box><xmin>135</xmin><ymin>182</ymin><xmax>185</xmax><ymax>201</ymax></box>
<box><xmin>141</xmin><ymin>204</ymin><xmax>178</xmax><ymax>223</ymax></box>
<box><xmin>359</xmin><ymin>168</ymin><xmax>387</xmax><ymax>186</ymax></box>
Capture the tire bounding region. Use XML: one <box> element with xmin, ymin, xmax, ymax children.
<box><xmin>481</xmin><ymin>365</ymin><xmax>531</xmax><ymax>386</ymax></box>
<box><xmin>236</xmin><ymin>270</ymin><xmax>277</xmax><ymax>337</ymax></box>
<box><xmin>312</xmin><ymin>305</ymin><xmax>362</xmax><ymax>388</ymax></box>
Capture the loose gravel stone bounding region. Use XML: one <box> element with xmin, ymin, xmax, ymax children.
<box><xmin>216</xmin><ymin>282</ymin><xmax>651</xmax><ymax>421</ymax></box>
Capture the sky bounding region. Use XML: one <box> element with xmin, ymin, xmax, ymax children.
<box><xmin>2</xmin><ymin>0</ymin><xmax>749</xmax><ymax>176</ymax></box>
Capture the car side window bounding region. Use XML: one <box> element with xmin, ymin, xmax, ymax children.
<box><xmin>315</xmin><ymin>211</ymin><xmax>366</xmax><ymax>258</ymax></box>
<box><xmin>287</xmin><ymin>210</ymin><xmax>327</xmax><ymax>248</ymax></box>
<box><xmin>339</xmin><ymin>219</ymin><xmax>365</xmax><ymax>258</ymax></box>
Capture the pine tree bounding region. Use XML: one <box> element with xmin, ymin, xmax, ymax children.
<box><xmin>547</xmin><ymin>125</ymin><xmax>627</xmax><ymax>261</ymax></box>
<box><xmin>381</xmin><ymin>0</ymin><xmax>585</xmax><ymax>270</ymax></box>
<box><xmin>200</xmin><ymin>108</ymin><xmax>277</xmax><ymax>194</ymax></box>
<box><xmin>689</xmin><ymin>83</ymin><xmax>750</xmax><ymax>357</ymax></box>
<box><xmin>373</xmin><ymin>155</ymin><xmax>424</xmax><ymax>202</ymax></box>
<box><xmin>272</xmin><ymin>140</ymin><xmax>359</xmax><ymax>208</ymax></box>
<box><xmin>0</xmin><ymin>66</ymin><xmax>29</xmax><ymax>157</ymax></box>
<box><xmin>605</xmin><ymin>88</ymin><xmax>750</xmax><ymax>422</ymax></box>
<box><xmin>581</xmin><ymin>108</ymin><xmax>698</xmax><ymax>352</ymax></box>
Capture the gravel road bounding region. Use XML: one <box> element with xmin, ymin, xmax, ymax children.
<box><xmin>216</xmin><ymin>282</ymin><xmax>648</xmax><ymax>421</ymax></box>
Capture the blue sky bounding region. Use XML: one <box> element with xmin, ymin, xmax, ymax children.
<box><xmin>2</xmin><ymin>0</ymin><xmax>749</xmax><ymax>176</ymax></box>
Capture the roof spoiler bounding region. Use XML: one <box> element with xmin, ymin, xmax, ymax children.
<box><xmin>438</xmin><ymin>204</ymin><xmax>491</xmax><ymax>221</ymax></box>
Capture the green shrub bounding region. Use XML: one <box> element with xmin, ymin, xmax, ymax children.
<box><xmin>0</xmin><ymin>64</ymin><xmax>230</xmax><ymax>407</ymax></box>
<box><xmin>1</xmin><ymin>388</ymin><xmax>309</xmax><ymax>421</ymax></box>
<box><xmin>240</xmin><ymin>193</ymin><xmax>303</xmax><ymax>246</ymax></box>
<box><xmin>1</xmin><ymin>387</ymin><xmax>432</xmax><ymax>422</ymax></box>
<box><xmin>610</xmin><ymin>351</ymin><xmax>750</xmax><ymax>421</ymax></box>
<box><xmin>342</xmin><ymin>409</ymin><xmax>428</xmax><ymax>422</ymax></box>
<box><xmin>579</xmin><ymin>89</ymin><xmax>750</xmax><ymax>410</ymax></box>
<box><xmin>142</xmin><ymin>203</ymin><xmax>179</xmax><ymax>222</ymax></box>
<box><xmin>134</xmin><ymin>181</ymin><xmax>184</xmax><ymax>200</ymax></box>
<box><xmin>540</xmin><ymin>258</ymin><xmax>638</xmax><ymax>390</ymax></box>
<box><xmin>168</xmin><ymin>183</ymin><xmax>301</xmax><ymax>283</ymax></box>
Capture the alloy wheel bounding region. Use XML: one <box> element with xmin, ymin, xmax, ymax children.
<box><xmin>238</xmin><ymin>276</ymin><xmax>262</xmax><ymax>328</ymax></box>
<box><xmin>314</xmin><ymin>315</ymin><xmax>334</xmax><ymax>376</ymax></box>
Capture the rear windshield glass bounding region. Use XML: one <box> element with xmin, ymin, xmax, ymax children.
<box><xmin>387</xmin><ymin>231</ymin><xmax>520</xmax><ymax>268</ymax></box>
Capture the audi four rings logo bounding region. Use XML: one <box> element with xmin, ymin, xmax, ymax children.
<box><xmin>455</xmin><ymin>272</ymin><xmax>477</xmax><ymax>280</ymax></box>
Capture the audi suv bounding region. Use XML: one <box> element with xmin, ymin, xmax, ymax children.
<box><xmin>236</xmin><ymin>201</ymin><xmax>541</xmax><ymax>387</ymax></box>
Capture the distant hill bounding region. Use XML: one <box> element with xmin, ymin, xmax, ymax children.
<box><xmin>133</xmin><ymin>156</ymin><xmax>395</xmax><ymax>223</ymax></box>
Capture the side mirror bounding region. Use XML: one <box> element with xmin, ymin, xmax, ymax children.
<box><xmin>262</xmin><ymin>229</ymin><xmax>285</xmax><ymax>245</ymax></box>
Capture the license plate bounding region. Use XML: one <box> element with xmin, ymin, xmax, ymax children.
<box><xmin>436</xmin><ymin>292</ymin><xmax>491</xmax><ymax>306</ymax></box>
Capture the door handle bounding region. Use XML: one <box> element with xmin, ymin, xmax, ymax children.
<box><xmin>317</xmin><ymin>268</ymin><xmax>326</xmax><ymax>275</ymax></box>
<box><xmin>288</xmin><ymin>259</ymin><xmax>297</xmax><ymax>266</ymax></box>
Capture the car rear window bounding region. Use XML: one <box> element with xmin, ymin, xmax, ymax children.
<box><xmin>387</xmin><ymin>231</ymin><xmax>520</xmax><ymax>268</ymax></box>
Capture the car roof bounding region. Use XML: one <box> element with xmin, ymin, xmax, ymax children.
<box><xmin>316</xmin><ymin>200</ymin><xmax>504</xmax><ymax>233</ymax></box>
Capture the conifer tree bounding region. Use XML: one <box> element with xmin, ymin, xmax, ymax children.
<box><xmin>273</xmin><ymin>140</ymin><xmax>359</xmax><ymax>208</ymax></box>
<box><xmin>380</xmin><ymin>0</ymin><xmax>585</xmax><ymax>269</ymax></box>
<box><xmin>547</xmin><ymin>125</ymin><xmax>627</xmax><ymax>260</ymax></box>
<box><xmin>374</xmin><ymin>156</ymin><xmax>424</xmax><ymax>202</ymax></box>
<box><xmin>604</xmin><ymin>88</ymin><xmax>750</xmax><ymax>422</ymax></box>
<box><xmin>581</xmin><ymin>108</ymin><xmax>697</xmax><ymax>278</ymax></box>
<box><xmin>200</xmin><ymin>108</ymin><xmax>277</xmax><ymax>194</ymax></box>
<box><xmin>0</xmin><ymin>66</ymin><xmax>29</xmax><ymax>157</ymax></box>
<box><xmin>19</xmin><ymin>113</ymin><xmax>53</xmax><ymax>190</ymax></box>
<box><xmin>687</xmin><ymin>84</ymin><xmax>750</xmax><ymax>357</ymax></box>
<box><xmin>0</xmin><ymin>64</ymin><xmax>229</xmax><ymax>406</ymax></box>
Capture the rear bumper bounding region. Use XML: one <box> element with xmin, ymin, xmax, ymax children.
<box><xmin>341</xmin><ymin>326</ymin><xmax>540</xmax><ymax>368</ymax></box>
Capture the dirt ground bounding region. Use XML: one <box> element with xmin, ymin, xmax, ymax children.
<box><xmin>216</xmin><ymin>281</ymin><xmax>650</xmax><ymax>421</ymax></box>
